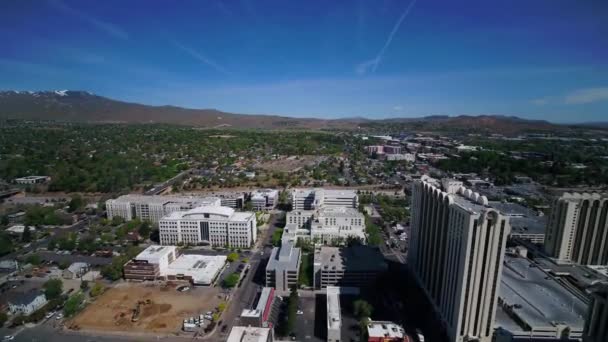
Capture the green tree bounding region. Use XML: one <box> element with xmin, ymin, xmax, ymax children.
<box><xmin>286</xmin><ymin>286</ymin><xmax>298</xmax><ymax>334</ymax></box>
<box><xmin>353</xmin><ymin>299</ymin><xmax>373</xmax><ymax>319</ymax></box>
<box><xmin>68</xmin><ymin>195</ymin><xmax>85</xmax><ymax>213</ymax></box>
<box><xmin>43</xmin><ymin>279</ymin><xmax>63</xmax><ymax>300</ymax></box>
<box><xmin>21</xmin><ymin>225</ymin><xmax>32</xmax><ymax>243</ymax></box>
<box><xmin>63</xmin><ymin>292</ymin><xmax>85</xmax><ymax>317</ymax></box>
<box><xmin>25</xmin><ymin>253</ymin><xmax>42</xmax><ymax>266</ymax></box>
<box><xmin>138</xmin><ymin>221</ymin><xmax>151</xmax><ymax>239</ymax></box>
<box><xmin>90</xmin><ymin>282</ymin><xmax>105</xmax><ymax>297</ymax></box>
<box><xmin>222</xmin><ymin>273</ymin><xmax>240</xmax><ymax>288</ymax></box>
<box><xmin>227</xmin><ymin>252</ymin><xmax>239</xmax><ymax>262</ymax></box>
<box><xmin>0</xmin><ymin>312</ymin><xmax>7</xmax><ymax>326</ymax></box>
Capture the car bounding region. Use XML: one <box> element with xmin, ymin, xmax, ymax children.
<box><xmin>56</xmin><ymin>313</ymin><xmax>63</xmax><ymax>320</ymax></box>
<box><xmin>296</xmin><ymin>310</ymin><xmax>304</xmax><ymax>315</ymax></box>
<box><xmin>45</xmin><ymin>311</ymin><xmax>56</xmax><ymax>319</ymax></box>
<box><xmin>3</xmin><ymin>336</ymin><xmax>14</xmax><ymax>341</ymax></box>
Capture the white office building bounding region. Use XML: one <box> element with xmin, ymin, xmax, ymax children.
<box><xmin>409</xmin><ymin>177</ymin><xmax>510</xmax><ymax>342</ymax></box>
<box><xmin>106</xmin><ymin>195</ymin><xmax>221</xmax><ymax>224</ymax></box>
<box><xmin>159</xmin><ymin>205</ymin><xmax>257</xmax><ymax>248</ymax></box>
<box><xmin>544</xmin><ymin>192</ymin><xmax>608</xmax><ymax>265</ymax></box>
<box><xmin>251</xmin><ymin>189</ymin><xmax>279</xmax><ymax>211</ymax></box>
<box><xmin>292</xmin><ymin>188</ymin><xmax>358</xmax><ymax>210</ymax></box>
<box><xmin>265</xmin><ymin>240</ymin><xmax>301</xmax><ymax>293</ymax></box>
<box><xmin>285</xmin><ymin>207</ymin><xmax>365</xmax><ymax>243</ymax></box>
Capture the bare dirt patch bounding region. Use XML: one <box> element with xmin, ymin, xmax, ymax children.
<box><xmin>70</xmin><ymin>282</ymin><xmax>222</xmax><ymax>333</ymax></box>
<box><xmin>255</xmin><ymin>155</ymin><xmax>325</xmax><ymax>173</ymax></box>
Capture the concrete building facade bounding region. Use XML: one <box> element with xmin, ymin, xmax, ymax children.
<box><xmin>106</xmin><ymin>195</ymin><xmax>221</xmax><ymax>224</ymax></box>
<box><xmin>292</xmin><ymin>188</ymin><xmax>358</xmax><ymax>211</ymax></box>
<box><xmin>159</xmin><ymin>206</ymin><xmax>257</xmax><ymax>248</ymax></box>
<box><xmin>544</xmin><ymin>192</ymin><xmax>608</xmax><ymax>265</ymax></box>
<box><xmin>284</xmin><ymin>207</ymin><xmax>366</xmax><ymax>243</ymax></box>
<box><xmin>327</xmin><ymin>286</ymin><xmax>342</xmax><ymax>342</ymax></box>
<box><xmin>265</xmin><ymin>240</ymin><xmax>301</xmax><ymax>293</ymax></box>
<box><xmin>409</xmin><ymin>178</ymin><xmax>510</xmax><ymax>342</ymax></box>
<box><xmin>251</xmin><ymin>189</ymin><xmax>279</xmax><ymax>211</ymax></box>
<box><xmin>313</xmin><ymin>245</ymin><xmax>387</xmax><ymax>289</ymax></box>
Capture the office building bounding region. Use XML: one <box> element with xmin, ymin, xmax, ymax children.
<box><xmin>227</xmin><ymin>326</ymin><xmax>273</xmax><ymax>342</ymax></box>
<box><xmin>106</xmin><ymin>194</ymin><xmax>221</xmax><ymax>224</ymax></box>
<box><xmin>159</xmin><ymin>205</ymin><xmax>257</xmax><ymax>248</ymax></box>
<box><xmin>266</xmin><ymin>240</ymin><xmax>301</xmax><ymax>293</ymax></box>
<box><xmin>544</xmin><ymin>192</ymin><xmax>608</xmax><ymax>265</ymax></box>
<box><xmin>386</xmin><ymin>153</ymin><xmax>416</xmax><ymax>162</ymax></box>
<box><xmin>251</xmin><ymin>189</ymin><xmax>279</xmax><ymax>211</ymax></box>
<box><xmin>367</xmin><ymin>321</ymin><xmax>411</xmax><ymax>342</ymax></box>
<box><xmin>123</xmin><ymin>245</ymin><xmax>226</xmax><ymax>285</ymax></box>
<box><xmin>584</xmin><ymin>283</ymin><xmax>608</xmax><ymax>342</ymax></box>
<box><xmin>327</xmin><ymin>286</ymin><xmax>342</xmax><ymax>342</ymax></box>
<box><xmin>284</xmin><ymin>207</ymin><xmax>366</xmax><ymax>243</ymax></box>
<box><xmin>494</xmin><ymin>255</ymin><xmax>586</xmax><ymax>342</ymax></box>
<box><xmin>292</xmin><ymin>188</ymin><xmax>358</xmax><ymax>210</ymax></box>
<box><xmin>313</xmin><ymin>245</ymin><xmax>388</xmax><ymax>289</ymax></box>
<box><xmin>241</xmin><ymin>287</ymin><xmax>279</xmax><ymax>328</ymax></box>
<box><xmin>409</xmin><ymin>177</ymin><xmax>510</xmax><ymax>342</ymax></box>
<box><xmin>490</xmin><ymin>201</ymin><xmax>546</xmax><ymax>245</ymax></box>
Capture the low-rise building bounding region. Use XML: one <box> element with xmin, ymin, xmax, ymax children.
<box><xmin>385</xmin><ymin>153</ymin><xmax>416</xmax><ymax>162</ymax></box>
<box><xmin>266</xmin><ymin>241</ymin><xmax>301</xmax><ymax>293</ymax></box>
<box><xmin>7</xmin><ymin>291</ymin><xmax>47</xmax><ymax>315</ymax></box>
<box><xmin>159</xmin><ymin>205</ymin><xmax>257</xmax><ymax>248</ymax></box>
<box><xmin>240</xmin><ymin>287</ymin><xmax>279</xmax><ymax>328</ymax></box>
<box><xmin>327</xmin><ymin>286</ymin><xmax>341</xmax><ymax>342</ymax></box>
<box><xmin>250</xmin><ymin>189</ymin><xmax>279</xmax><ymax>211</ymax></box>
<box><xmin>313</xmin><ymin>246</ymin><xmax>388</xmax><ymax>289</ymax></box>
<box><xmin>490</xmin><ymin>201</ymin><xmax>546</xmax><ymax>244</ymax></box>
<box><xmin>367</xmin><ymin>321</ymin><xmax>411</xmax><ymax>342</ymax></box>
<box><xmin>14</xmin><ymin>176</ymin><xmax>50</xmax><ymax>185</ymax></box>
<box><xmin>5</xmin><ymin>225</ymin><xmax>35</xmax><ymax>235</ymax></box>
<box><xmin>227</xmin><ymin>326</ymin><xmax>273</xmax><ymax>342</ymax></box>
<box><xmin>123</xmin><ymin>245</ymin><xmax>226</xmax><ymax>285</ymax></box>
<box><xmin>62</xmin><ymin>262</ymin><xmax>90</xmax><ymax>279</ymax></box>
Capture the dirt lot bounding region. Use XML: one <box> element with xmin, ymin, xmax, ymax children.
<box><xmin>255</xmin><ymin>155</ymin><xmax>326</xmax><ymax>173</ymax></box>
<box><xmin>70</xmin><ymin>282</ymin><xmax>222</xmax><ymax>333</ymax></box>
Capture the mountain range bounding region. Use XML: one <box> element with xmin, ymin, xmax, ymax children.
<box><xmin>0</xmin><ymin>90</ymin><xmax>603</xmax><ymax>133</ymax></box>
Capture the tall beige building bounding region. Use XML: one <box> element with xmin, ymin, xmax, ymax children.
<box><xmin>544</xmin><ymin>192</ymin><xmax>608</xmax><ymax>265</ymax></box>
<box><xmin>409</xmin><ymin>177</ymin><xmax>510</xmax><ymax>342</ymax></box>
<box><xmin>584</xmin><ymin>283</ymin><xmax>608</xmax><ymax>342</ymax></box>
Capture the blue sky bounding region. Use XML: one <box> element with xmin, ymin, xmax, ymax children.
<box><xmin>1</xmin><ymin>0</ymin><xmax>607</xmax><ymax>122</ymax></box>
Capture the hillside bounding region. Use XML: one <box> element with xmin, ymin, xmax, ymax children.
<box><xmin>0</xmin><ymin>90</ymin><xmax>603</xmax><ymax>133</ymax></box>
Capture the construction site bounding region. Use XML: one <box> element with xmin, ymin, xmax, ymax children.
<box><xmin>69</xmin><ymin>282</ymin><xmax>224</xmax><ymax>334</ymax></box>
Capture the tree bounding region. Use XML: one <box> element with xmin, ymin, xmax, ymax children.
<box><xmin>217</xmin><ymin>301</ymin><xmax>227</xmax><ymax>312</ymax></box>
<box><xmin>63</xmin><ymin>292</ymin><xmax>84</xmax><ymax>317</ymax></box>
<box><xmin>25</xmin><ymin>253</ymin><xmax>42</xmax><ymax>266</ymax></box>
<box><xmin>149</xmin><ymin>228</ymin><xmax>160</xmax><ymax>243</ymax></box>
<box><xmin>68</xmin><ymin>195</ymin><xmax>85</xmax><ymax>213</ymax></box>
<box><xmin>0</xmin><ymin>233</ymin><xmax>13</xmax><ymax>256</ymax></box>
<box><xmin>138</xmin><ymin>221</ymin><xmax>151</xmax><ymax>239</ymax></box>
<box><xmin>90</xmin><ymin>282</ymin><xmax>105</xmax><ymax>297</ymax></box>
<box><xmin>111</xmin><ymin>216</ymin><xmax>124</xmax><ymax>226</ymax></box>
<box><xmin>0</xmin><ymin>312</ymin><xmax>7</xmax><ymax>327</ymax></box>
<box><xmin>43</xmin><ymin>279</ymin><xmax>63</xmax><ymax>300</ymax></box>
<box><xmin>21</xmin><ymin>225</ymin><xmax>32</xmax><ymax>243</ymax></box>
<box><xmin>227</xmin><ymin>252</ymin><xmax>239</xmax><ymax>262</ymax></box>
<box><xmin>353</xmin><ymin>299</ymin><xmax>373</xmax><ymax>319</ymax></box>
<box><xmin>222</xmin><ymin>273</ymin><xmax>240</xmax><ymax>288</ymax></box>
<box><xmin>286</xmin><ymin>286</ymin><xmax>298</xmax><ymax>334</ymax></box>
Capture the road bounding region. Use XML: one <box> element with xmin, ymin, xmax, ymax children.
<box><xmin>144</xmin><ymin>169</ymin><xmax>193</xmax><ymax>195</ymax></box>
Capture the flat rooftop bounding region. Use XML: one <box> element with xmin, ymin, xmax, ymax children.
<box><xmin>108</xmin><ymin>194</ymin><xmax>220</xmax><ymax>205</ymax></box>
<box><xmin>135</xmin><ymin>245</ymin><xmax>175</xmax><ymax>261</ymax></box>
<box><xmin>497</xmin><ymin>255</ymin><xmax>586</xmax><ymax>333</ymax></box>
<box><xmin>227</xmin><ymin>326</ymin><xmax>271</xmax><ymax>342</ymax></box>
<box><xmin>490</xmin><ymin>201</ymin><xmax>546</xmax><ymax>235</ymax></box>
<box><xmin>367</xmin><ymin>321</ymin><xmax>406</xmax><ymax>339</ymax></box>
<box><xmin>327</xmin><ymin>286</ymin><xmax>341</xmax><ymax>331</ymax></box>
<box><xmin>166</xmin><ymin>254</ymin><xmax>227</xmax><ymax>285</ymax></box>
<box><xmin>317</xmin><ymin>206</ymin><xmax>363</xmax><ymax>218</ymax></box>
<box><xmin>266</xmin><ymin>241</ymin><xmax>301</xmax><ymax>272</ymax></box>
<box><xmin>318</xmin><ymin>246</ymin><xmax>388</xmax><ymax>273</ymax></box>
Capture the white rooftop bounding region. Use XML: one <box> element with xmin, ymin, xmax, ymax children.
<box><xmin>367</xmin><ymin>321</ymin><xmax>406</xmax><ymax>339</ymax></box>
<box><xmin>166</xmin><ymin>254</ymin><xmax>227</xmax><ymax>285</ymax></box>
<box><xmin>135</xmin><ymin>245</ymin><xmax>176</xmax><ymax>262</ymax></box>
<box><xmin>227</xmin><ymin>326</ymin><xmax>272</xmax><ymax>342</ymax></box>
<box><xmin>327</xmin><ymin>286</ymin><xmax>341</xmax><ymax>331</ymax></box>
<box><xmin>162</xmin><ymin>205</ymin><xmax>254</xmax><ymax>222</ymax></box>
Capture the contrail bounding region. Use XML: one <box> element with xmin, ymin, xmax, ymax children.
<box><xmin>172</xmin><ymin>40</ymin><xmax>231</xmax><ymax>76</ymax></box>
<box><xmin>371</xmin><ymin>0</ymin><xmax>418</xmax><ymax>72</ymax></box>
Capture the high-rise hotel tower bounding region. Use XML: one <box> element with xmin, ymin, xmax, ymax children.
<box><xmin>409</xmin><ymin>177</ymin><xmax>510</xmax><ymax>342</ymax></box>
